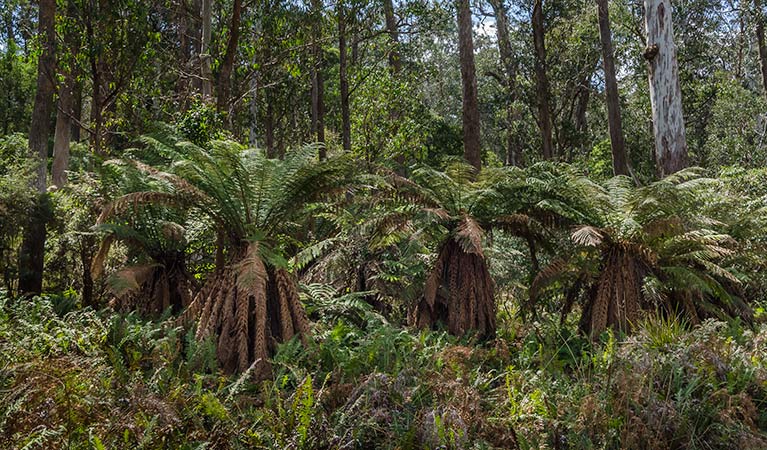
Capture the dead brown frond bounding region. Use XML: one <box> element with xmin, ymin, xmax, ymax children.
<box><xmin>108</xmin><ymin>258</ymin><xmax>195</xmax><ymax>316</ymax></box>
<box><xmin>109</xmin><ymin>264</ymin><xmax>158</xmax><ymax>298</ymax></box>
<box><xmin>572</xmin><ymin>226</ymin><xmax>604</xmax><ymax>247</ymax></box>
<box><xmin>530</xmin><ymin>257</ymin><xmax>572</xmax><ymax>301</ymax></box>
<box><xmin>178</xmin><ymin>245</ymin><xmax>312</xmax><ymax>376</ymax></box>
<box><xmin>583</xmin><ymin>246</ymin><xmax>648</xmax><ymax>336</ymax></box>
<box><xmin>90</xmin><ymin>235</ymin><xmax>115</xmax><ymax>280</ymax></box>
<box><xmin>97</xmin><ymin>192</ymin><xmax>182</xmax><ymax>224</ymax></box>
<box><xmin>411</xmin><ymin>237</ymin><xmax>495</xmax><ymax>339</ymax></box>
<box><xmin>454</xmin><ymin>216</ymin><xmax>484</xmax><ymax>257</ymax></box>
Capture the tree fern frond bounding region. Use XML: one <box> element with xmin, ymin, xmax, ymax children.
<box><xmin>454</xmin><ymin>216</ymin><xmax>484</xmax><ymax>256</ymax></box>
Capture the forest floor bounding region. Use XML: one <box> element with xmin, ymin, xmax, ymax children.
<box><xmin>1</xmin><ymin>294</ymin><xmax>766</xmax><ymax>449</ymax></box>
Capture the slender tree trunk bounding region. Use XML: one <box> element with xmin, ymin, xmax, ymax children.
<box><xmin>71</xmin><ymin>79</ymin><xmax>82</xmax><ymax>142</ymax></box>
<box><xmin>489</xmin><ymin>0</ymin><xmax>522</xmax><ymax>167</ymax></box>
<box><xmin>596</xmin><ymin>0</ymin><xmax>628</xmax><ymax>175</ymax></box>
<box><xmin>249</xmin><ymin>14</ymin><xmax>264</xmax><ymax>147</ymax></box>
<box><xmin>755</xmin><ymin>0</ymin><xmax>767</xmax><ymax>100</ymax></box>
<box><xmin>52</xmin><ymin>69</ymin><xmax>75</xmax><ymax>188</ymax></box>
<box><xmin>90</xmin><ymin>68</ymin><xmax>103</xmax><ymax>154</ymax></box>
<box><xmin>176</xmin><ymin>0</ymin><xmax>191</xmax><ymax>107</ymax></box>
<box><xmin>249</xmin><ymin>74</ymin><xmax>259</xmax><ymax>146</ymax></box>
<box><xmin>574</xmin><ymin>79</ymin><xmax>590</xmax><ymax>136</ymax></box>
<box><xmin>217</xmin><ymin>0</ymin><xmax>242</xmax><ymax>114</ymax></box>
<box><xmin>80</xmin><ymin>237</ymin><xmax>95</xmax><ymax>306</ymax></box>
<box><xmin>311</xmin><ymin>0</ymin><xmax>326</xmax><ymax>157</ymax></box>
<box><xmin>457</xmin><ymin>0</ymin><xmax>481</xmax><ymax>171</ymax></box>
<box><xmin>18</xmin><ymin>0</ymin><xmax>56</xmax><ymax>295</ymax></box>
<box><xmin>532</xmin><ymin>0</ymin><xmax>554</xmax><ymax>160</ymax></box>
<box><xmin>383</xmin><ymin>0</ymin><xmax>402</xmax><ymax>73</ymax></box>
<box><xmin>339</xmin><ymin>1</ymin><xmax>351</xmax><ymax>151</ymax></box>
<box><xmin>84</xmin><ymin>6</ymin><xmax>104</xmax><ymax>155</ymax></box>
<box><xmin>644</xmin><ymin>0</ymin><xmax>688</xmax><ymax>176</ymax></box>
<box><xmin>200</xmin><ymin>0</ymin><xmax>213</xmax><ymax>102</ymax></box>
<box><xmin>265</xmin><ymin>98</ymin><xmax>275</xmax><ymax>157</ymax></box>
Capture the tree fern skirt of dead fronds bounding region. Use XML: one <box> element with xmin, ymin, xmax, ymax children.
<box><xmin>108</xmin><ymin>262</ymin><xmax>195</xmax><ymax>316</ymax></box>
<box><xmin>179</xmin><ymin>243</ymin><xmax>311</xmax><ymax>376</ymax></box>
<box><xmin>411</xmin><ymin>238</ymin><xmax>496</xmax><ymax>339</ymax></box>
<box><xmin>581</xmin><ymin>246</ymin><xmax>647</xmax><ymax>336</ymax></box>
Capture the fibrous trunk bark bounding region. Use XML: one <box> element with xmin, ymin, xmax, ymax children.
<box><xmin>18</xmin><ymin>0</ymin><xmax>56</xmax><ymax>295</ymax></box>
<box><xmin>489</xmin><ymin>0</ymin><xmax>522</xmax><ymax>167</ymax></box>
<box><xmin>179</xmin><ymin>244</ymin><xmax>311</xmax><ymax>376</ymax></box>
<box><xmin>596</xmin><ymin>0</ymin><xmax>629</xmax><ymax>175</ymax></box>
<box><xmin>412</xmin><ymin>237</ymin><xmax>496</xmax><ymax>339</ymax></box>
<box><xmin>532</xmin><ymin>0</ymin><xmax>554</xmax><ymax>160</ymax></box>
<box><xmin>457</xmin><ymin>0</ymin><xmax>482</xmax><ymax>171</ymax></box>
<box><xmin>644</xmin><ymin>0</ymin><xmax>688</xmax><ymax>177</ymax></box>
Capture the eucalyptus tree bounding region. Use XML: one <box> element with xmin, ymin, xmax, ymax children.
<box><xmin>533</xmin><ymin>169</ymin><xmax>753</xmax><ymax>336</ymax></box>
<box><xmin>643</xmin><ymin>0</ymin><xmax>688</xmax><ymax>176</ymax></box>
<box><xmin>457</xmin><ymin>0</ymin><xmax>482</xmax><ymax>170</ymax></box>
<box><xmin>18</xmin><ymin>0</ymin><xmax>55</xmax><ymax>295</ymax></box>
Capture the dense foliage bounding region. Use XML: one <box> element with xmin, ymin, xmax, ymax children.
<box><xmin>3</xmin><ymin>0</ymin><xmax>767</xmax><ymax>447</ymax></box>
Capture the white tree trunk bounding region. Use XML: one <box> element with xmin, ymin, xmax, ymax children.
<box><xmin>644</xmin><ymin>0</ymin><xmax>688</xmax><ymax>176</ymax></box>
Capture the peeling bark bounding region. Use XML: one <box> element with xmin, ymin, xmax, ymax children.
<box><xmin>644</xmin><ymin>0</ymin><xmax>688</xmax><ymax>177</ymax></box>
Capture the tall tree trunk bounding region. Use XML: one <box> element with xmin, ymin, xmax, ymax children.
<box><xmin>52</xmin><ymin>69</ymin><xmax>75</xmax><ymax>188</ymax></box>
<box><xmin>310</xmin><ymin>0</ymin><xmax>326</xmax><ymax>157</ymax></box>
<box><xmin>80</xmin><ymin>237</ymin><xmax>95</xmax><ymax>306</ymax></box>
<box><xmin>339</xmin><ymin>1</ymin><xmax>351</xmax><ymax>152</ymax></box>
<box><xmin>71</xmin><ymin>79</ymin><xmax>82</xmax><ymax>142</ymax></box>
<box><xmin>383</xmin><ymin>0</ymin><xmax>407</xmax><ymax>172</ymax></box>
<box><xmin>457</xmin><ymin>0</ymin><xmax>481</xmax><ymax>171</ymax></box>
<box><xmin>383</xmin><ymin>0</ymin><xmax>402</xmax><ymax>73</ymax></box>
<box><xmin>249</xmin><ymin>74</ymin><xmax>259</xmax><ymax>146</ymax></box>
<box><xmin>217</xmin><ymin>0</ymin><xmax>243</xmax><ymax>115</ymax></box>
<box><xmin>644</xmin><ymin>0</ymin><xmax>688</xmax><ymax>176</ymax></box>
<box><xmin>249</xmin><ymin>15</ymin><xmax>262</xmax><ymax>147</ymax></box>
<box><xmin>755</xmin><ymin>0</ymin><xmax>767</xmax><ymax>100</ymax></box>
<box><xmin>176</xmin><ymin>0</ymin><xmax>191</xmax><ymax>107</ymax></box>
<box><xmin>84</xmin><ymin>6</ymin><xmax>104</xmax><ymax>155</ymax></box>
<box><xmin>200</xmin><ymin>0</ymin><xmax>213</xmax><ymax>102</ymax></box>
<box><xmin>265</xmin><ymin>97</ymin><xmax>275</xmax><ymax>157</ymax></box>
<box><xmin>596</xmin><ymin>0</ymin><xmax>629</xmax><ymax>175</ymax></box>
<box><xmin>532</xmin><ymin>0</ymin><xmax>554</xmax><ymax>160</ymax></box>
<box><xmin>18</xmin><ymin>0</ymin><xmax>56</xmax><ymax>295</ymax></box>
<box><xmin>489</xmin><ymin>0</ymin><xmax>522</xmax><ymax>167</ymax></box>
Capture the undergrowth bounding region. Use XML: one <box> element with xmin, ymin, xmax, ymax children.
<box><xmin>0</xmin><ymin>293</ymin><xmax>765</xmax><ymax>449</ymax></box>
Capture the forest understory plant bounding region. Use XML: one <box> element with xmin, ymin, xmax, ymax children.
<box><xmin>100</xmin><ymin>131</ymin><xmax>353</xmax><ymax>374</ymax></box>
<box><xmin>533</xmin><ymin>169</ymin><xmax>755</xmax><ymax>336</ymax></box>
